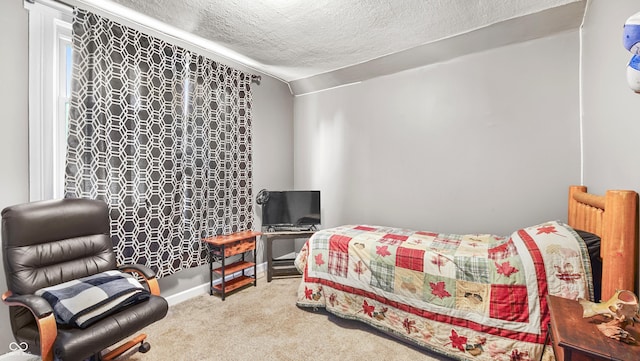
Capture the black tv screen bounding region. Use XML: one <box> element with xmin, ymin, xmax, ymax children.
<box><xmin>261</xmin><ymin>191</ymin><xmax>320</xmax><ymax>228</ymax></box>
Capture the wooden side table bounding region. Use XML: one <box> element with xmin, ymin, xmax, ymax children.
<box><xmin>547</xmin><ymin>294</ymin><xmax>640</xmax><ymax>361</ymax></box>
<box><xmin>264</xmin><ymin>230</ymin><xmax>315</xmax><ymax>282</ymax></box>
<box><xmin>202</xmin><ymin>230</ymin><xmax>261</xmax><ymax>300</ymax></box>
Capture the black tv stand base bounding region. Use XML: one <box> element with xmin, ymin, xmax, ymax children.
<box><xmin>266</xmin><ymin>225</ymin><xmax>318</xmax><ymax>233</ymax></box>
<box><xmin>264</xmin><ymin>229</ymin><xmax>316</xmax><ymax>282</ymax></box>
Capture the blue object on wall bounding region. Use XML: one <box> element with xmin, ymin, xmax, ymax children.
<box><xmin>627</xmin><ymin>55</ymin><xmax>640</xmax><ymax>92</ymax></box>
<box><xmin>624</xmin><ymin>12</ymin><xmax>640</xmax><ymax>92</ymax></box>
<box><xmin>623</xmin><ymin>12</ymin><xmax>640</xmax><ymax>53</ymax></box>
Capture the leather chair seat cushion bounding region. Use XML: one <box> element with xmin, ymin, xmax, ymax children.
<box><xmin>15</xmin><ymin>295</ymin><xmax>168</xmax><ymax>361</ymax></box>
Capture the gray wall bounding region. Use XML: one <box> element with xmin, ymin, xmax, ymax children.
<box><xmin>581</xmin><ymin>1</ymin><xmax>640</xmax><ymax>194</ymax></box>
<box><xmin>580</xmin><ymin>0</ymin><xmax>640</xmax><ymax>293</ymax></box>
<box><xmin>294</xmin><ymin>31</ymin><xmax>581</xmax><ymax>236</ymax></box>
<box><xmin>0</xmin><ymin>0</ymin><xmax>30</xmax><ymax>352</ymax></box>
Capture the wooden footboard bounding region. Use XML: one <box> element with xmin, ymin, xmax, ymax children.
<box><xmin>568</xmin><ymin>185</ymin><xmax>638</xmax><ymax>300</ymax></box>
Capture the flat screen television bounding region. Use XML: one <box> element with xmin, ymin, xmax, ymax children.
<box><xmin>261</xmin><ymin>190</ymin><xmax>320</xmax><ymax>230</ymax></box>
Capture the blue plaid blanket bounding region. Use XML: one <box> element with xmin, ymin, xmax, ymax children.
<box><xmin>35</xmin><ymin>270</ymin><xmax>150</xmax><ymax>328</ymax></box>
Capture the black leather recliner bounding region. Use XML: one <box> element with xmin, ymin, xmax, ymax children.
<box><xmin>1</xmin><ymin>198</ymin><xmax>169</xmax><ymax>361</ymax></box>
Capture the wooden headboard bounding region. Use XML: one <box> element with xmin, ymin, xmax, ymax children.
<box><xmin>568</xmin><ymin>185</ymin><xmax>638</xmax><ymax>300</ymax></box>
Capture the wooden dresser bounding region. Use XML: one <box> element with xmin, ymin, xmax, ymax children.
<box><xmin>547</xmin><ymin>294</ymin><xmax>640</xmax><ymax>361</ymax></box>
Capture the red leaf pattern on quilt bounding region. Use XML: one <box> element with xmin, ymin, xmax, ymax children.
<box><xmin>304</xmin><ymin>286</ymin><xmax>313</xmax><ymax>300</ymax></box>
<box><xmin>536</xmin><ymin>225</ymin><xmax>557</xmax><ymax>235</ymax></box>
<box><xmin>362</xmin><ymin>300</ymin><xmax>375</xmax><ymax>317</ymax></box>
<box><xmin>353</xmin><ymin>260</ymin><xmax>366</xmax><ymax>278</ymax></box>
<box><xmin>329</xmin><ymin>293</ymin><xmax>337</xmax><ymax>307</ymax></box>
<box><xmin>510</xmin><ymin>349</ymin><xmax>531</xmax><ymax>361</ymax></box>
<box><xmin>495</xmin><ymin>261</ymin><xmax>519</xmax><ymax>277</ymax></box>
<box><xmin>449</xmin><ymin>329</ymin><xmax>467</xmax><ymax>352</ymax></box>
<box><xmin>376</xmin><ymin>245</ymin><xmax>391</xmax><ymax>257</ymax></box>
<box><xmin>488</xmin><ymin>343</ymin><xmax>507</xmax><ymax>358</ymax></box>
<box><xmin>429</xmin><ymin>281</ymin><xmax>451</xmax><ymax>299</ymax></box>
<box><xmin>403</xmin><ymin>318</ymin><xmax>418</xmax><ymax>334</ymax></box>
<box><xmin>431</xmin><ymin>254</ymin><xmax>449</xmax><ymax>273</ymax></box>
<box><xmin>314</xmin><ymin>253</ymin><xmax>325</xmax><ymax>266</ymax></box>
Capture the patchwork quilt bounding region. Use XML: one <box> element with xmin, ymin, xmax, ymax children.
<box><xmin>295</xmin><ymin>221</ymin><xmax>593</xmax><ymax>361</ymax></box>
<box><xmin>35</xmin><ymin>270</ymin><xmax>150</xmax><ymax>328</ymax></box>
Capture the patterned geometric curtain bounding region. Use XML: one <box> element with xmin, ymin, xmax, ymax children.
<box><xmin>65</xmin><ymin>9</ymin><xmax>254</xmax><ymax>278</ymax></box>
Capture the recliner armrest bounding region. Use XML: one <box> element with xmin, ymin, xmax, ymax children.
<box><xmin>2</xmin><ymin>290</ymin><xmax>53</xmax><ymax>318</ymax></box>
<box><xmin>118</xmin><ymin>264</ymin><xmax>161</xmax><ymax>296</ymax></box>
<box><xmin>118</xmin><ymin>263</ymin><xmax>156</xmax><ymax>279</ymax></box>
<box><xmin>2</xmin><ymin>291</ymin><xmax>58</xmax><ymax>361</ymax></box>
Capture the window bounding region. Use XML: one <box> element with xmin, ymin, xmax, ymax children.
<box><xmin>26</xmin><ymin>0</ymin><xmax>72</xmax><ymax>201</ymax></box>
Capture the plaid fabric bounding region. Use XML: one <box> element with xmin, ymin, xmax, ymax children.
<box><xmin>490</xmin><ymin>284</ymin><xmax>529</xmax><ymax>322</ymax></box>
<box><xmin>328</xmin><ymin>250</ymin><xmax>349</xmax><ymax>278</ymax></box>
<box><xmin>312</xmin><ymin>235</ymin><xmax>330</xmax><ymax>250</ymax></box>
<box><xmin>430</xmin><ymin>237</ymin><xmax>460</xmax><ymax>252</ymax></box>
<box><xmin>416</xmin><ymin>231</ymin><xmax>438</xmax><ymax>237</ymax></box>
<box><xmin>455</xmin><ymin>256</ymin><xmax>489</xmax><ymax>283</ymax></box>
<box><xmin>35</xmin><ymin>270</ymin><xmax>150</xmax><ymax>328</ymax></box>
<box><xmin>396</xmin><ymin>246</ymin><xmax>425</xmax><ymax>271</ymax></box>
<box><xmin>488</xmin><ymin>238</ymin><xmax>519</xmax><ymax>261</ymax></box>
<box><xmin>329</xmin><ymin>234</ymin><xmax>352</xmax><ymax>252</ymax></box>
<box><xmin>370</xmin><ymin>260</ymin><xmax>395</xmax><ymax>292</ymax></box>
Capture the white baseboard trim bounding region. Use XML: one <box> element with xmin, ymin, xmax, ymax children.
<box><xmin>165</xmin><ymin>262</ymin><xmax>268</xmax><ymax>307</ymax></box>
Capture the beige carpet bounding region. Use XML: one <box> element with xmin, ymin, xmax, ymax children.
<box><xmin>122</xmin><ymin>274</ymin><xmax>452</xmax><ymax>361</ymax></box>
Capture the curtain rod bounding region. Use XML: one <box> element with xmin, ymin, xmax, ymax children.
<box><xmin>40</xmin><ymin>0</ymin><xmax>262</xmax><ymax>85</ymax></box>
<box><xmin>36</xmin><ymin>0</ymin><xmax>264</xmax><ymax>86</ymax></box>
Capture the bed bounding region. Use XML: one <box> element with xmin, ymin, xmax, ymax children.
<box><xmin>294</xmin><ymin>185</ymin><xmax>638</xmax><ymax>360</ymax></box>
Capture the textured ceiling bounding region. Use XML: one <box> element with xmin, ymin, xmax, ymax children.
<box><xmin>69</xmin><ymin>0</ymin><xmax>586</xmax><ymax>93</ymax></box>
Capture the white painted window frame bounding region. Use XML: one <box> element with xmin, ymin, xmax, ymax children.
<box><xmin>25</xmin><ymin>0</ymin><xmax>72</xmax><ymax>201</ymax></box>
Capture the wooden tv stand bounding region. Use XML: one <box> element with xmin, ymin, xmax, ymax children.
<box><xmin>202</xmin><ymin>230</ymin><xmax>261</xmax><ymax>300</ymax></box>
<box><xmin>264</xmin><ymin>230</ymin><xmax>315</xmax><ymax>282</ymax></box>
